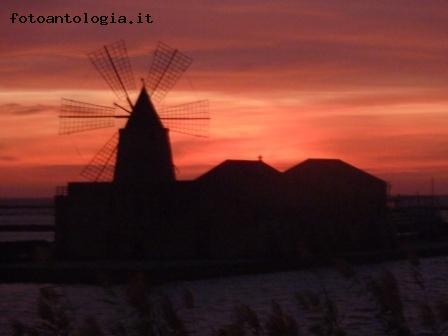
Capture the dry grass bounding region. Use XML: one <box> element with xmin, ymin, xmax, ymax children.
<box><xmin>11</xmin><ymin>258</ymin><xmax>448</xmax><ymax>336</ymax></box>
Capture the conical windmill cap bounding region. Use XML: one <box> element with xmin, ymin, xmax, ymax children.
<box><xmin>125</xmin><ymin>87</ymin><xmax>164</xmax><ymax>130</ymax></box>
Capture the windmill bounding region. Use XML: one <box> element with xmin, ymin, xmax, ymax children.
<box><xmin>59</xmin><ymin>40</ymin><xmax>209</xmax><ymax>183</ymax></box>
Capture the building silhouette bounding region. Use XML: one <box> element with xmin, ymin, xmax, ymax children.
<box><xmin>55</xmin><ymin>87</ymin><xmax>390</xmax><ymax>260</ymax></box>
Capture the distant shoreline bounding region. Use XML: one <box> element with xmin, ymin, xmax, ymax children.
<box><xmin>0</xmin><ymin>198</ymin><xmax>53</xmax><ymax>207</ymax></box>
<box><xmin>3</xmin><ymin>243</ymin><xmax>448</xmax><ymax>284</ymax></box>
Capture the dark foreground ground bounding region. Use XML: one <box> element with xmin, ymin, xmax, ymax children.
<box><xmin>3</xmin><ymin>239</ymin><xmax>448</xmax><ymax>284</ymax></box>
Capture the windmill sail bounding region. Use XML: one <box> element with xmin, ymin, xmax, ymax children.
<box><xmin>59</xmin><ymin>99</ymin><xmax>116</xmax><ymax>135</ymax></box>
<box><xmin>160</xmin><ymin>100</ymin><xmax>210</xmax><ymax>137</ymax></box>
<box><xmin>80</xmin><ymin>132</ymin><xmax>119</xmax><ymax>181</ymax></box>
<box><xmin>146</xmin><ymin>42</ymin><xmax>192</xmax><ymax>104</ymax></box>
<box><xmin>88</xmin><ymin>40</ymin><xmax>136</xmax><ymax>106</ymax></box>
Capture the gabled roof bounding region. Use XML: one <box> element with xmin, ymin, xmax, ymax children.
<box><xmin>284</xmin><ymin>158</ymin><xmax>386</xmax><ymax>185</ymax></box>
<box><xmin>125</xmin><ymin>87</ymin><xmax>163</xmax><ymax>130</ymax></box>
<box><xmin>197</xmin><ymin>159</ymin><xmax>281</xmax><ymax>183</ymax></box>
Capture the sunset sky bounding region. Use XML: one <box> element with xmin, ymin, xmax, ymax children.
<box><xmin>1</xmin><ymin>0</ymin><xmax>448</xmax><ymax>197</ymax></box>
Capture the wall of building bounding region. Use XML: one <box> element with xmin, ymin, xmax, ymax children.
<box><xmin>56</xmin><ymin>161</ymin><xmax>391</xmax><ymax>260</ymax></box>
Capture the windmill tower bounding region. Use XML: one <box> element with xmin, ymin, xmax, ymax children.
<box><xmin>59</xmin><ymin>40</ymin><xmax>209</xmax><ymax>186</ymax></box>
<box><xmin>115</xmin><ymin>87</ymin><xmax>174</xmax><ymax>184</ymax></box>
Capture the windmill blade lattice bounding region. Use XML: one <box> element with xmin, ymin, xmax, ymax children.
<box><xmin>147</xmin><ymin>42</ymin><xmax>192</xmax><ymax>104</ymax></box>
<box><xmin>60</xmin><ymin>99</ymin><xmax>116</xmax><ymax>135</ymax></box>
<box><xmin>88</xmin><ymin>40</ymin><xmax>136</xmax><ymax>104</ymax></box>
<box><xmin>81</xmin><ymin>132</ymin><xmax>119</xmax><ymax>181</ymax></box>
<box><xmin>160</xmin><ymin>100</ymin><xmax>210</xmax><ymax>137</ymax></box>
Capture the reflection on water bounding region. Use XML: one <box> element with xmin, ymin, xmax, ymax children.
<box><xmin>2</xmin><ymin>256</ymin><xmax>448</xmax><ymax>336</ymax></box>
<box><xmin>0</xmin><ymin>203</ymin><xmax>54</xmax><ymax>242</ymax></box>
